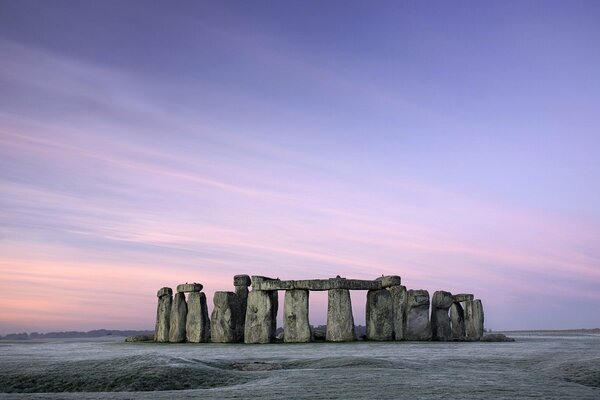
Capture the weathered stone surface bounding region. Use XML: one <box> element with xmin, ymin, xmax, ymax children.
<box><xmin>366</xmin><ymin>289</ymin><xmax>394</xmax><ymax>341</ymax></box>
<box><xmin>450</xmin><ymin>302</ymin><xmax>466</xmax><ymax>340</ymax></box>
<box><xmin>211</xmin><ymin>291</ymin><xmax>241</xmax><ymax>343</ymax></box>
<box><xmin>252</xmin><ymin>276</ymin><xmax>382</xmax><ymax>291</ymax></box>
<box><xmin>452</xmin><ymin>293</ymin><xmax>474</xmax><ymax>303</ymax></box>
<box><xmin>284</xmin><ymin>289</ymin><xmax>311</xmax><ymax>343</ymax></box>
<box><xmin>387</xmin><ymin>285</ymin><xmax>407</xmax><ymax>340</ymax></box>
<box><xmin>376</xmin><ymin>275</ymin><xmax>401</xmax><ymax>288</ymax></box>
<box><xmin>326</xmin><ymin>289</ymin><xmax>355</xmax><ymax>341</ymax></box>
<box><xmin>465</xmin><ymin>299</ymin><xmax>485</xmax><ymax>340</ymax></box>
<box><xmin>235</xmin><ymin>285</ymin><xmax>249</xmax><ymax>341</ymax></box>
<box><xmin>169</xmin><ymin>292</ymin><xmax>187</xmax><ymax>342</ymax></box>
<box><xmin>269</xmin><ymin>291</ymin><xmax>278</xmax><ymax>340</ymax></box>
<box><xmin>186</xmin><ymin>292</ymin><xmax>210</xmax><ymax>343</ymax></box>
<box><xmin>245</xmin><ymin>290</ymin><xmax>277</xmax><ymax>343</ymax></box>
<box><xmin>154</xmin><ymin>291</ymin><xmax>172</xmax><ymax>343</ymax></box>
<box><xmin>405</xmin><ymin>289</ymin><xmax>431</xmax><ymax>341</ymax></box>
<box><xmin>234</xmin><ymin>274</ymin><xmax>251</xmax><ymax>287</ymax></box>
<box><xmin>177</xmin><ymin>283</ymin><xmax>203</xmax><ymax>293</ymax></box>
<box><xmin>157</xmin><ymin>287</ymin><xmax>172</xmax><ymax>298</ymax></box>
<box><xmin>431</xmin><ymin>291</ymin><xmax>453</xmax><ymax>341</ymax></box>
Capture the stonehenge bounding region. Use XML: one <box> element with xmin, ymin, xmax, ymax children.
<box><xmin>431</xmin><ymin>291</ymin><xmax>453</xmax><ymax>341</ymax></box>
<box><xmin>211</xmin><ymin>291</ymin><xmax>242</xmax><ymax>343</ymax></box>
<box><xmin>155</xmin><ymin>287</ymin><xmax>172</xmax><ymax>342</ymax></box>
<box><xmin>169</xmin><ymin>292</ymin><xmax>187</xmax><ymax>342</ymax></box>
<box><xmin>284</xmin><ymin>289</ymin><xmax>311</xmax><ymax>342</ymax></box>
<box><xmin>186</xmin><ymin>292</ymin><xmax>210</xmax><ymax>343</ymax></box>
<box><xmin>405</xmin><ymin>289</ymin><xmax>432</xmax><ymax>341</ymax></box>
<box><xmin>153</xmin><ymin>275</ymin><xmax>486</xmax><ymax>344</ymax></box>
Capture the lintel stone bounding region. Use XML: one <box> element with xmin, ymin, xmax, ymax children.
<box><xmin>452</xmin><ymin>293</ymin><xmax>474</xmax><ymax>302</ymax></box>
<box><xmin>177</xmin><ymin>283</ymin><xmax>203</xmax><ymax>293</ymax></box>
<box><xmin>376</xmin><ymin>275</ymin><xmax>401</xmax><ymax>288</ymax></box>
<box><xmin>252</xmin><ymin>276</ymin><xmax>383</xmax><ymax>291</ymax></box>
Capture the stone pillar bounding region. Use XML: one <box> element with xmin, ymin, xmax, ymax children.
<box><xmin>465</xmin><ymin>299</ymin><xmax>484</xmax><ymax>340</ymax></box>
<box><xmin>169</xmin><ymin>292</ymin><xmax>187</xmax><ymax>342</ymax></box>
<box><xmin>387</xmin><ymin>285</ymin><xmax>407</xmax><ymax>340</ymax></box>
<box><xmin>211</xmin><ymin>291</ymin><xmax>241</xmax><ymax>343</ymax></box>
<box><xmin>366</xmin><ymin>289</ymin><xmax>393</xmax><ymax>341</ymax></box>
<box><xmin>450</xmin><ymin>302</ymin><xmax>466</xmax><ymax>340</ymax></box>
<box><xmin>155</xmin><ymin>287</ymin><xmax>172</xmax><ymax>343</ymax></box>
<box><xmin>405</xmin><ymin>289</ymin><xmax>431</xmax><ymax>341</ymax></box>
<box><xmin>284</xmin><ymin>289</ymin><xmax>311</xmax><ymax>343</ymax></box>
<box><xmin>234</xmin><ymin>275</ymin><xmax>251</xmax><ymax>341</ymax></box>
<box><xmin>326</xmin><ymin>289</ymin><xmax>355</xmax><ymax>342</ymax></box>
<box><xmin>186</xmin><ymin>292</ymin><xmax>210</xmax><ymax>343</ymax></box>
<box><xmin>245</xmin><ymin>290</ymin><xmax>278</xmax><ymax>343</ymax></box>
<box><xmin>431</xmin><ymin>291</ymin><xmax>453</xmax><ymax>341</ymax></box>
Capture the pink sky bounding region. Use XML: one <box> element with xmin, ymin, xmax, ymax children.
<box><xmin>1</xmin><ymin>2</ymin><xmax>600</xmax><ymax>334</ymax></box>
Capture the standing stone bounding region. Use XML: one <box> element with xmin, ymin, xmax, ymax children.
<box><xmin>387</xmin><ymin>285</ymin><xmax>407</xmax><ymax>340</ymax></box>
<box><xmin>284</xmin><ymin>289</ymin><xmax>311</xmax><ymax>343</ymax></box>
<box><xmin>450</xmin><ymin>302</ymin><xmax>466</xmax><ymax>340</ymax></box>
<box><xmin>431</xmin><ymin>291</ymin><xmax>453</xmax><ymax>341</ymax></box>
<box><xmin>169</xmin><ymin>292</ymin><xmax>187</xmax><ymax>342</ymax></box>
<box><xmin>155</xmin><ymin>287</ymin><xmax>172</xmax><ymax>343</ymax></box>
<box><xmin>245</xmin><ymin>290</ymin><xmax>278</xmax><ymax>343</ymax></box>
<box><xmin>405</xmin><ymin>289</ymin><xmax>431</xmax><ymax>341</ymax></box>
<box><xmin>326</xmin><ymin>289</ymin><xmax>355</xmax><ymax>341</ymax></box>
<box><xmin>465</xmin><ymin>299</ymin><xmax>485</xmax><ymax>340</ymax></box>
<box><xmin>211</xmin><ymin>291</ymin><xmax>241</xmax><ymax>343</ymax></box>
<box><xmin>234</xmin><ymin>274</ymin><xmax>251</xmax><ymax>341</ymax></box>
<box><xmin>186</xmin><ymin>292</ymin><xmax>210</xmax><ymax>343</ymax></box>
<box><xmin>366</xmin><ymin>289</ymin><xmax>394</xmax><ymax>341</ymax></box>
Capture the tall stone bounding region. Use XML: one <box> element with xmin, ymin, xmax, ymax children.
<box><xmin>431</xmin><ymin>291</ymin><xmax>453</xmax><ymax>341</ymax></box>
<box><xmin>245</xmin><ymin>290</ymin><xmax>278</xmax><ymax>343</ymax></box>
<box><xmin>465</xmin><ymin>299</ymin><xmax>485</xmax><ymax>340</ymax></box>
<box><xmin>155</xmin><ymin>287</ymin><xmax>172</xmax><ymax>343</ymax></box>
<box><xmin>405</xmin><ymin>289</ymin><xmax>431</xmax><ymax>341</ymax></box>
<box><xmin>211</xmin><ymin>291</ymin><xmax>241</xmax><ymax>343</ymax></box>
<box><xmin>284</xmin><ymin>289</ymin><xmax>311</xmax><ymax>343</ymax></box>
<box><xmin>387</xmin><ymin>285</ymin><xmax>407</xmax><ymax>340</ymax></box>
<box><xmin>366</xmin><ymin>289</ymin><xmax>394</xmax><ymax>341</ymax></box>
<box><xmin>169</xmin><ymin>292</ymin><xmax>187</xmax><ymax>342</ymax></box>
<box><xmin>234</xmin><ymin>274</ymin><xmax>251</xmax><ymax>341</ymax></box>
<box><xmin>450</xmin><ymin>302</ymin><xmax>466</xmax><ymax>340</ymax></box>
<box><xmin>186</xmin><ymin>292</ymin><xmax>210</xmax><ymax>343</ymax></box>
<box><xmin>326</xmin><ymin>289</ymin><xmax>355</xmax><ymax>342</ymax></box>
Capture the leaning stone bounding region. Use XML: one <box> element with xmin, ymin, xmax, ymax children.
<box><xmin>450</xmin><ymin>302</ymin><xmax>466</xmax><ymax>340</ymax></box>
<box><xmin>284</xmin><ymin>289</ymin><xmax>311</xmax><ymax>343</ymax></box>
<box><xmin>404</xmin><ymin>289</ymin><xmax>431</xmax><ymax>341</ymax></box>
<box><xmin>366</xmin><ymin>289</ymin><xmax>394</xmax><ymax>341</ymax></box>
<box><xmin>169</xmin><ymin>292</ymin><xmax>187</xmax><ymax>342</ymax></box>
<box><xmin>376</xmin><ymin>275</ymin><xmax>401</xmax><ymax>288</ymax></box>
<box><xmin>245</xmin><ymin>290</ymin><xmax>277</xmax><ymax>343</ymax></box>
<box><xmin>186</xmin><ymin>292</ymin><xmax>210</xmax><ymax>343</ymax></box>
<box><xmin>452</xmin><ymin>293</ymin><xmax>474</xmax><ymax>303</ymax></box>
<box><xmin>177</xmin><ymin>283</ymin><xmax>203</xmax><ymax>293</ymax></box>
<box><xmin>211</xmin><ymin>291</ymin><xmax>242</xmax><ymax>343</ymax></box>
<box><xmin>431</xmin><ymin>291</ymin><xmax>453</xmax><ymax>341</ymax></box>
<box><xmin>387</xmin><ymin>285</ymin><xmax>407</xmax><ymax>340</ymax></box>
<box><xmin>465</xmin><ymin>299</ymin><xmax>485</xmax><ymax>340</ymax></box>
<box><xmin>154</xmin><ymin>290</ymin><xmax>172</xmax><ymax>343</ymax></box>
<box><xmin>157</xmin><ymin>287</ymin><xmax>172</xmax><ymax>298</ymax></box>
<box><xmin>326</xmin><ymin>289</ymin><xmax>355</xmax><ymax>341</ymax></box>
<box><xmin>234</xmin><ymin>274</ymin><xmax>251</xmax><ymax>287</ymax></box>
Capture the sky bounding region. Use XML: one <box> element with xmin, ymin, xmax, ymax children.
<box><xmin>0</xmin><ymin>0</ymin><xmax>599</xmax><ymax>334</ymax></box>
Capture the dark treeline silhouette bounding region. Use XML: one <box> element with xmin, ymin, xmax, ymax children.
<box><xmin>0</xmin><ymin>329</ymin><xmax>153</xmax><ymax>340</ymax></box>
